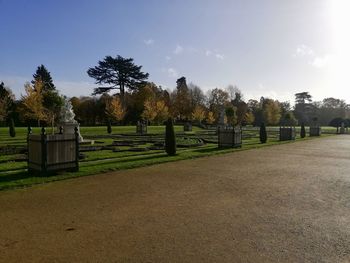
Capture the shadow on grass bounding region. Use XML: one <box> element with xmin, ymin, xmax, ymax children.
<box><xmin>0</xmin><ymin>171</ymin><xmax>30</xmax><ymax>184</ymax></box>
<box><xmin>81</xmin><ymin>152</ymin><xmax>170</xmax><ymax>167</ymax></box>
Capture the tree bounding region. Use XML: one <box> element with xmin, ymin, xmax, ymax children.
<box><xmin>192</xmin><ymin>105</ymin><xmax>206</xmax><ymax>124</ymax></box>
<box><xmin>87</xmin><ymin>55</ymin><xmax>149</xmax><ymax>103</ymax></box>
<box><xmin>31</xmin><ymin>65</ymin><xmax>63</xmax><ymax>131</ymax></box>
<box><xmin>141</xmin><ymin>98</ymin><xmax>169</xmax><ymax>124</ymax></box>
<box><xmin>9</xmin><ymin>118</ymin><xmax>16</xmax><ymax>137</ymax></box>
<box><xmin>0</xmin><ymin>82</ymin><xmax>15</xmax><ymax>123</ymax></box>
<box><xmin>259</xmin><ymin>123</ymin><xmax>267</xmax><ymax>143</ymax></box>
<box><xmin>208</xmin><ymin>88</ymin><xmax>229</xmax><ymax>121</ymax></box>
<box><xmin>172</xmin><ymin>77</ymin><xmax>192</xmax><ymax>120</ymax></box>
<box><xmin>188</xmin><ymin>83</ymin><xmax>206</xmax><ymax>110</ymax></box>
<box><xmin>20</xmin><ymin>81</ymin><xmax>47</xmax><ymax>126</ymax></box>
<box><xmin>153</xmin><ymin>100</ymin><xmax>169</xmax><ymax>125</ymax></box>
<box><xmin>206</xmin><ymin>111</ymin><xmax>215</xmax><ymax>124</ymax></box>
<box><xmin>165</xmin><ymin>118</ymin><xmax>176</xmax><ymax>155</ymax></box>
<box><xmin>226</xmin><ymin>85</ymin><xmax>242</xmax><ymax>102</ymax></box>
<box><xmin>248</xmin><ymin>99</ymin><xmax>263</xmax><ymax>126</ymax></box>
<box><xmin>329</xmin><ymin>117</ymin><xmax>344</xmax><ymax>133</ymax></box>
<box><xmin>263</xmin><ymin>99</ymin><xmax>281</xmax><ymax>125</ymax></box>
<box><xmin>32</xmin><ymin>65</ymin><xmax>56</xmax><ymax>92</ymax></box>
<box><xmin>142</xmin><ymin>98</ymin><xmax>157</xmax><ymax>122</ymax></box>
<box><xmin>294</xmin><ymin>92</ymin><xmax>313</xmax><ymax>124</ymax></box>
<box><xmin>243</xmin><ymin>111</ymin><xmax>255</xmax><ymax>125</ymax></box>
<box><xmin>300</xmin><ymin>123</ymin><xmax>306</xmax><ymax>138</ymax></box>
<box><xmin>107</xmin><ymin>119</ymin><xmax>112</xmax><ymax>134</ymax></box>
<box><xmin>225</xmin><ymin>105</ymin><xmax>237</xmax><ymax>126</ymax></box>
<box><xmin>105</xmin><ymin>96</ymin><xmax>126</xmax><ymax>123</ymax></box>
<box><xmin>282</xmin><ymin>112</ymin><xmax>297</xmax><ymax>126</ymax></box>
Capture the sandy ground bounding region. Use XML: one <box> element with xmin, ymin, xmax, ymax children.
<box><xmin>1</xmin><ymin>136</ymin><xmax>350</xmax><ymax>262</ymax></box>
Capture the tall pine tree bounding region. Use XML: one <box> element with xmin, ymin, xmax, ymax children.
<box><xmin>87</xmin><ymin>55</ymin><xmax>149</xmax><ymax>103</ymax></box>
<box><xmin>31</xmin><ymin>65</ymin><xmax>63</xmax><ymax>130</ymax></box>
<box><xmin>32</xmin><ymin>65</ymin><xmax>56</xmax><ymax>92</ymax></box>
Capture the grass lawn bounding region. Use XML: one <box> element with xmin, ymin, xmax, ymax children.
<box><xmin>0</xmin><ymin>125</ymin><xmax>337</xmax><ymax>191</ymax></box>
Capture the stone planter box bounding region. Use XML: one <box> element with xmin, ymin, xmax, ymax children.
<box><xmin>309</xmin><ymin>127</ymin><xmax>321</xmax><ymax>136</ymax></box>
<box><xmin>218</xmin><ymin>126</ymin><xmax>242</xmax><ymax>148</ymax></box>
<box><xmin>184</xmin><ymin>122</ymin><xmax>192</xmax><ymax>132</ymax></box>
<box><xmin>27</xmin><ymin>128</ymin><xmax>79</xmax><ymax>174</ymax></box>
<box><xmin>279</xmin><ymin>127</ymin><xmax>296</xmax><ymax>141</ymax></box>
<box><xmin>136</xmin><ymin>122</ymin><xmax>147</xmax><ymax>134</ymax></box>
<box><xmin>58</xmin><ymin>122</ymin><xmax>83</xmax><ymax>142</ymax></box>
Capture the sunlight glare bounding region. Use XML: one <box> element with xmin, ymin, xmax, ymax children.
<box><xmin>331</xmin><ymin>0</ymin><xmax>350</xmax><ymax>93</ymax></box>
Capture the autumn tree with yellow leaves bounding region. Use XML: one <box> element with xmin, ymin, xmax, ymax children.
<box><xmin>206</xmin><ymin>111</ymin><xmax>215</xmax><ymax>124</ymax></box>
<box><xmin>105</xmin><ymin>96</ymin><xmax>126</xmax><ymax>123</ymax></box>
<box><xmin>192</xmin><ymin>105</ymin><xmax>206</xmax><ymax>124</ymax></box>
<box><xmin>20</xmin><ymin>80</ymin><xmax>47</xmax><ymax>126</ymax></box>
<box><xmin>142</xmin><ymin>98</ymin><xmax>169</xmax><ymax>125</ymax></box>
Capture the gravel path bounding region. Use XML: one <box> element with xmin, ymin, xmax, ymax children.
<box><xmin>1</xmin><ymin>136</ymin><xmax>350</xmax><ymax>262</ymax></box>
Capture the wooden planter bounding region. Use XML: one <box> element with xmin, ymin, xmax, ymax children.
<box><xmin>136</xmin><ymin>121</ymin><xmax>147</xmax><ymax>134</ymax></box>
<box><xmin>279</xmin><ymin>127</ymin><xmax>296</xmax><ymax>141</ymax></box>
<box><xmin>184</xmin><ymin>122</ymin><xmax>192</xmax><ymax>132</ymax></box>
<box><xmin>218</xmin><ymin>126</ymin><xmax>242</xmax><ymax>148</ymax></box>
<box><xmin>309</xmin><ymin>126</ymin><xmax>321</xmax><ymax>136</ymax></box>
<box><xmin>27</xmin><ymin>127</ymin><xmax>79</xmax><ymax>174</ymax></box>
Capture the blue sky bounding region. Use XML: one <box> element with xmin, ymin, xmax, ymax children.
<box><xmin>0</xmin><ymin>0</ymin><xmax>348</xmax><ymax>103</ymax></box>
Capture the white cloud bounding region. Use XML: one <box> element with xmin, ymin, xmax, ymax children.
<box><xmin>310</xmin><ymin>54</ymin><xmax>333</xmax><ymax>68</ymax></box>
<box><xmin>144</xmin><ymin>39</ymin><xmax>154</xmax><ymax>45</ymax></box>
<box><xmin>294</xmin><ymin>45</ymin><xmax>334</xmax><ymax>69</ymax></box>
<box><xmin>167</xmin><ymin>68</ymin><xmax>178</xmax><ymax>78</ymax></box>
<box><xmin>215</xmin><ymin>53</ymin><xmax>224</xmax><ymax>60</ymax></box>
<box><xmin>205</xmin><ymin>49</ymin><xmax>224</xmax><ymax>60</ymax></box>
<box><xmin>294</xmin><ymin>44</ymin><xmax>314</xmax><ymax>57</ymax></box>
<box><xmin>173</xmin><ymin>44</ymin><xmax>183</xmax><ymax>54</ymax></box>
<box><xmin>165</xmin><ymin>56</ymin><xmax>171</xmax><ymax>61</ymax></box>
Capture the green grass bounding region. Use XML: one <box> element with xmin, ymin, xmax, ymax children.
<box><xmin>0</xmin><ymin>125</ymin><xmax>337</xmax><ymax>191</ymax></box>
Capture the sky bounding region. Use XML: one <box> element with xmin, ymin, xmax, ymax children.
<box><xmin>0</xmin><ymin>0</ymin><xmax>349</xmax><ymax>103</ymax></box>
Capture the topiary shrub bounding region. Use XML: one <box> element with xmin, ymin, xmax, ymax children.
<box><xmin>300</xmin><ymin>122</ymin><xmax>306</xmax><ymax>138</ymax></box>
<box><xmin>9</xmin><ymin>118</ymin><xmax>16</xmax><ymax>138</ymax></box>
<box><xmin>107</xmin><ymin>120</ymin><xmax>112</xmax><ymax>134</ymax></box>
<box><xmin>165</xmin><ymin>117</ymin><xmax>176</xmax><ymax>155</ymax></box>
<box><xmin>259</xmin><ymin>122</ymin><xmax>267</xmax><ymax>143</ymax></box>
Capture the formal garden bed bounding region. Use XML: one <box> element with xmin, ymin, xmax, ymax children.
<box><xmin>0</xmin><ymin>125</ymin><xmax>337</xmax><ymax>190</ymax></box>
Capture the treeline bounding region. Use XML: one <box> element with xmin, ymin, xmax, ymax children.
<box><xmin>68</xmin><ymin>81</ymin><xmax>350</xmax><ymax>127</ymax></box>
<box><xmin>1</xmin><ymin>56</ymin><xmax>349</xmax><ymax>129</ymax></box>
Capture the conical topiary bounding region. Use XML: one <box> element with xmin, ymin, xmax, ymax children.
<box><xmin>300</xmin><ymin>122</ymin><xmax>306</xmax><ymax>138</ymax></box>
<box><xmin>9</xmin><ymin>118</ymin><xmax>16</xmax><ymax>138</ymax></box>
<box><xmin>259</xmin><ymin>122</ymin><xmax>267</xmax><ymax>143</ymax></box>
<box><xmin>107</xmin><ymin>119</ymin><xmax>112</xmax><ymax>134</ymax></box>
<box><xmin>165</xmin><ymin>117</ymin><xmax>176</xmax><ymax>155</ymax></box>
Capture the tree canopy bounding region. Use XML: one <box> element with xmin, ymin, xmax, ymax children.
<box><xmin>32</xmin><ymin>64</ymin><xmax>56</xmax><ymax>92</ymax></box>
<box><xmin>87</xmin><ymin>55</ymin><xmax>149</xmax><ymax>100</ymax></box>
